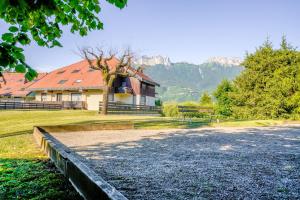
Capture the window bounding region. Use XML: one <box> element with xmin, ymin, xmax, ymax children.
<box><xmin>88</xmin><ymin>69</ymin><xmax>95</xmax><ymax>72</ymax></box>
<box><xmin>71</xmin><ymin>93</ymin><xmax>82</xmax><ymax>102</ymax></box>
<box><xmin>140</xmin><ymin>95</ymin><xmax>146</xmax><ymax>105</ymax></box>
<box><xmin>71</xmin><ymin>69</ymin><xmax>80</xmax><ymax>73</ymax></box>
<box><xmin>56</xmin><ymin>70</ymin><xmax>65</xmax><ymax>74</ymax></box>
<box><xmin>141</xmin><ymin>83</ymin><xmax>147</xmax><ymax>94</ymax></box>
<box><xmin>58</xmin><ymin>80</ymin><xmax>67</xmax><ymax>84</ymax></box>
<box><xmin>108</xmin><ymin>93</ymin><xmax>114</xmax><ymax>102</ymax></box>
<box><xmin>41</xmin><ymin>93</ymin><xmax>47</xmax><ymax>102</ymax></box>
<box><xmin>121</xmin><ymin>81</ymin><xmax>127</xmax><ymax>87</ymax></box>
<box><xmin>56</xmin><ymin>93</ymin><xmax>62</xmax><ymax>102</ymax></box>
<box><xmin>74</xmin><ymin>79</ymin><xmax>82</xmax><ymax>83</ymax></box>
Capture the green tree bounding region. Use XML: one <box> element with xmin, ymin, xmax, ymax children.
<box><xmin>199</xmin><ymin>91</ymin><xmax>212</xmax><ymax>106</ymax></box>
<box><xmin>213</xmin><ymin>79</ymin><xmax>235</xmax><ymax>116</ymax></box>
<box><xmin>231</xmin><ymin>37</ymin><xmax>300</xmax><ymax>119</ymax></box>
<box><xmin>0</xmin><ymin>0</ymin><xmax>127</xmax><ymax>81</ymax></box>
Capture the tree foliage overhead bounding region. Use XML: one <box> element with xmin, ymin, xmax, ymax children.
<box><xmin>0</xmin><ymin>0</ymin><xmax>127</xmax><ymax>80</ymax></box>
<box><xmin>214</xmin><ymin>37</ymin><xmax>300</xmax><ymax>119</ymax></box>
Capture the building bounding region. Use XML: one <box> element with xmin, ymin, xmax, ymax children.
<box><xmin>27</xmin><ymin>58</ymin><xmax>159</xmax><ymax>110</ymax></box>
<box><xmin>0</xmin><ymin>72</ymin><xmax>46</xmax><ymax>101</ymax></box>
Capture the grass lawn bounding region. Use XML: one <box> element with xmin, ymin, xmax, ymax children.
<box><xmin>1</xmin><ymin>110</ymin><xmax>298</xmax><ymax>199</ymax></box>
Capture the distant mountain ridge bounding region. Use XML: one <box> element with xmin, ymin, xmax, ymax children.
<box><xmin>143</xmin><ymin>58</ymin><xmax>244</xmax><ymax>102</ymax></box>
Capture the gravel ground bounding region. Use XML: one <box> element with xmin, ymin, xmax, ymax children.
<box><xmin>52</xmin><ymin>126</ymin><xmax>300</xmax><ymax>199</ymax></box>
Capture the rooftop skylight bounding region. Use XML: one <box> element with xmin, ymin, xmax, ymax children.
<box><xmin>57</xmin><ymin>70</ymin><xmax>65</xmax><ymax>74</ymax></box>
<box><xmin>72</xmin><ymin>69</ymin><xmax>80</xmax><ymax>73</ymax></box>
<box><xmin>58</xmin><ymin>80</ymin><xmax>67</xmax><ymax>84</ymax></box>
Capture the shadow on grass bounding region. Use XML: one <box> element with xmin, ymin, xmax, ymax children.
<box><xmin>0</xmin><ymin>158</ymin><xmax>82</xmax><ymax>200</ymax></box>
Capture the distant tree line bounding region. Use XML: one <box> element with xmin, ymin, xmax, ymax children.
<box><xmin>214</xmin><ymin>37</ymin><xmax>300</xmax><ymax>119</ymax></box>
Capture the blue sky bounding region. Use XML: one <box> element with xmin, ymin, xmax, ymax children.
<box><xmin>1</xmin><ymin>0</ymin><xmax>299</xmax><ymax>71</ymax></box>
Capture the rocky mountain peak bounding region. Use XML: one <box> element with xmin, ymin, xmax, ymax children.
<box><xmin>135</xmin><ymin>55</ymin><xmax>171</xmax><ymax>66</ymax></box>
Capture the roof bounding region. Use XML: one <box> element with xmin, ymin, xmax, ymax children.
<box><xmin>0</xmin><ymin>72</ymin><xmax>47</xmax><ymax>97</ymax></box>
<box><xmin>28</xmin><ymin>58</ymin><xmax>159</xmax><ymax>91</ymax></box>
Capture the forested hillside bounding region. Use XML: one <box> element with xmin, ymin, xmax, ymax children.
<box><xmin>144</xmin><ymin>62</ymin><xmax>243</xmax><ymax>102</ymax></box>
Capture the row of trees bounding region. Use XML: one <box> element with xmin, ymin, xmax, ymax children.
<box><xmin>214</xmin><ymin>38</ymin><xmax>300</xmax><ymax>119</ymax></box>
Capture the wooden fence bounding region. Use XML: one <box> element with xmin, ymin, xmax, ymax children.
<box><xmin>177</xmin><ymin>105</ymin><xmax>214</xmax><ymax>114</ymax></box>
<box><xmin>99</xmin><ymin>102</ymin><xmax>161</xmax><ymax>115</ymax></box>
<box><xmin>0</xmin><ymin>101</ymin><xmax>62</xmax><ymax>110</ymax></box>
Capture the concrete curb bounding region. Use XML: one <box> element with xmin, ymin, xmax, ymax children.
<box><xmin>33</xmin><ymin>126</ymin><xmax>128</xmax><ymax>200</ymax></box>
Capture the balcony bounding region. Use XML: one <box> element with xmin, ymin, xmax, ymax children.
<box><xmin>115</xmin><ymin>86</ymin><xmax>133</xmax><ymax>94</ymax></box>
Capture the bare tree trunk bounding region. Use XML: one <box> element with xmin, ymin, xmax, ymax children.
<box><xmin>101</xmin><ymin>85</ymin><xmax>110</xmax><ymax>115</ymax></box>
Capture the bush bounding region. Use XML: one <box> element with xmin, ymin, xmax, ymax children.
<box><xmin>162</xmin><ymin>101</ymin><xmax>214</xmax><ymax>118</ymax></box>
<box><xmin>162</xmin><ymin>102</ymin><xmax>179</xmax><ymax>117</ymax></box>
<box><xmin>155</xmin><ymin>99</ymin><xmax>162</xmax><ymax>106</ymax></box>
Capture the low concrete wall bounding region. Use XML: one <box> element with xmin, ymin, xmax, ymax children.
<box><xmin>33</xmin><ymin>126</ymin><xmax>128</xmax><ymax>200</ymax></box>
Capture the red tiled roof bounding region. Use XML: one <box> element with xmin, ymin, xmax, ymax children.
<box><xmin>0</xmin><ymin>73</ymin><xmax>47</xmax><ymax>97</ymax></box>
<box><xmin>28</xmin><ymin>58</ymin><xmax>159</xmax><ymax>91</ymax></box>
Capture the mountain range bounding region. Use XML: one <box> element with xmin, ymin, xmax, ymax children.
<box><xmin>140</xmin><ymin>56</ymin><xmax>244</xmax><ymax>102</ymax></box>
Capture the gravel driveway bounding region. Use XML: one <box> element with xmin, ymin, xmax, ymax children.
<box><xmin>52</xmin><ymin>126</ymin><xmax>300</xmax><ymax>199</ymax></box>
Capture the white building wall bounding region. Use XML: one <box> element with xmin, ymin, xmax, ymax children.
<box><xmin>114</xmin><ymin>94</ymin><xmax>133</xmax><ymax>104</ymax></box>
<box><xmin>86</xmin><ymin>91</ymin><xmax>103</xmax><ymax>111</ymax></box>
<box><xmin>33</xmin><ymin>90</ymin><xmax>155</xmax><ymax>110</ymax></box>
<box><xmin>146</xmin><ymin>96</ymin><xmax>155</xmax><ymax>106</ymax></box>
<box><xmin>135</xmin><ymin>95</ymin><xmax>141</xmax><ymax>105</ymax></box>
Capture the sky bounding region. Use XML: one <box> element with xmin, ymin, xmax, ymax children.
<box><xmin>1</xmin><ymin>0</ymin><xmax>299</xmax><ymax>71</ymax></box>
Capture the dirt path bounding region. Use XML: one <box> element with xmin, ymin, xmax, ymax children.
<box><xmin>52</xmin><ymin>126</ymin><xmax>300</xmax><ymax>199</ymax></box>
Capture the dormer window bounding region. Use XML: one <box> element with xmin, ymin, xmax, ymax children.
<box><xmin>74</xmin><ymin>79</ymin><xmax>82</xmax><ymax>83</ymax></box>
<box><xmin>72</xmin><ymin>69</ymin><xmax>80</xmax><ymax>73</ymax></box>
<box><xmin>58</xmin><ymin>80</ymin><xmax>67</xmax><ymax>84</ymax></box>
<box><xmin>57</xmin><ymin>70</ymin><xmax>65</xmax><ymax>74</ymax></box>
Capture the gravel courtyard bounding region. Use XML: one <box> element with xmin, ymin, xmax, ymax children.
<box><xmin>52</xmin><ymin>126</ymin><xmax>300</xmax><ymax>199</ymax></box>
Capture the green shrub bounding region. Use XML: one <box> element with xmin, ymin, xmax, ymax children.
<box><xmin>155</xmin><ymin>99</ymin><xmax>162</xmax><ymax>106</ymax></box>
<box><xmin>162</xmin><ymin>102</ymin><xmax>179</xmax><ymax>117</ymax></box>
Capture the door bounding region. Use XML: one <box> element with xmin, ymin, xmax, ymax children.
<box><xmin>41</xmin><ymin>93</ymin><xmax>47</xmax><ymax>102</ymax></box>
<box><xmin>71</xmin><ymin>93</ymin><xmax>82</xmax><ymax>102</ymax></box>
<box><xmin>56</xmin><ymin>93</ymin><xmax>62</xmax><ymax>102</ymax></box>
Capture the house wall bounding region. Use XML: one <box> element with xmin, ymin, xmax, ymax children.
<box><xmin>114</xmin><ymin>93</ymin><xmax>133</xmax><ymax>104</ymax></box>
<box><xmin>146</xmin><ymin>96</ymin><xmax>155</xmax><ymax>106</ymax></box>
<box><xmin>85</xmin><ymin>90</ymin><xmax>103</xmax><ymax>111</ymax></box>
<box><xmin>34</xmin><ymin>88</ymin><xmax>155</xmax><ymax>110</ymax></box>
